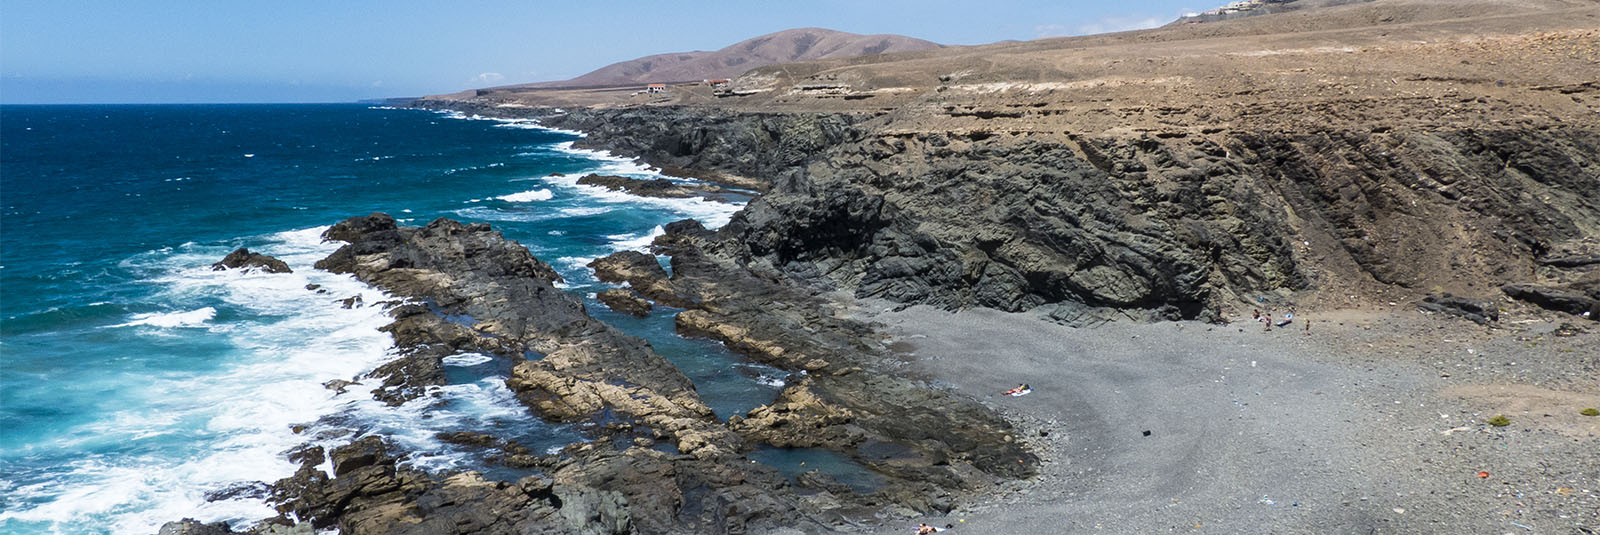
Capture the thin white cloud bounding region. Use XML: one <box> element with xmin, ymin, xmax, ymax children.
<box><xmin>1036</xmin><ymin>10</ymin><xmax>1189</xmax><ymax>38</ymax></box>
<box><xmin>473</xmin><ymin>72</ymin><xmax>506</xmax><ymax>84</ymax></box>
<box><xmin>1074</xmin><ymin>15</ymin><xmax>1168</xmax><ymax>35</ymax></box>
<box><xmin>1033</xmin><ymin>23</ymin><xmax>1071</xmax><ymax>38</ymax></box>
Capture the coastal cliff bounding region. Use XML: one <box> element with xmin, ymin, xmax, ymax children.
<box><xmin>421</xmin><ymin>99</ymin><xmax>1600</xmax><ymax>323</ymax></box>
<box><xmin>160</xmin><ymin>2</ymin><xmax>1600</xmax><ymax>533</ymax></box>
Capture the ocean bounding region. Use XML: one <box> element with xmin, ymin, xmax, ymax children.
<box><xmin>0</xmin><ymin>104</ymin><xmax>792</xmax><ymax>534</ymax></box>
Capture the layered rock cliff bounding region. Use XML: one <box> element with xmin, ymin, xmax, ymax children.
<box><xmin>428</xmin><ymin>101</ymin><xmax>1598</xmax><ymax>322</ymax></box>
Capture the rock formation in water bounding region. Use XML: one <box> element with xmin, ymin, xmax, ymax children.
<box><xmin>184</xmin><ymin>214</ymin><xmax>1031</xmax><ymax>534</ymax></box>
<box><xmin>212</xmin><ymin>248</ymin><xmax>292</xmax><ymax>274</ymax></box>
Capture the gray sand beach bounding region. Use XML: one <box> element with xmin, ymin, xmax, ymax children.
<box><xmin>858</xmin><ymin>305</ymin><xmax>1599</xmax><ymax>534</ymax></box>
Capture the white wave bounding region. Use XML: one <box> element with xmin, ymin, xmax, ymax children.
<box><xmin>494</xmin><ymin>189</ymin><xmax>553</xmax><ymax>203</ymax></box>
<box><xmin>4</xmin><ymin>226</ymin><xmax>403</xmax><ymax>534</ymax></box>
<box><xmin>543</xmin><ymin>172</ymin><xmax>742</xmax><ymax>229</ymax></box>
<box><xmin>557</xmin><ymin>206</ymin><xmax>610</xmax><ymax>218</ymax></box>
<box><xmin>432</xmin><ymin>110</ymin><xmax>586</xmax><ymax>137</ymax></box>
<box><xmin>443</xmin><ymin>353</ymin><xmax>494</xmax><ymax>367</ymax></box>
<box><xmin>553</xmin><ymin>256</ymin><xmax>597</xmax><ymax>271</ymax></box>
<box><xmin>608</xmin><ymin>226</ymin><xmax>664</xmax><ymax>252</ymax></box>
<box><xmin>116</xmin><ymin>307</ymin><xmax>216</xmax><ymax>328</ymax></box>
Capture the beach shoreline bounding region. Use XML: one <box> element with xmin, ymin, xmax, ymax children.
<box><xmin>853</xmin><ymin>303</ymin><xmax>1599</xmax><ymax>533</ymax></box>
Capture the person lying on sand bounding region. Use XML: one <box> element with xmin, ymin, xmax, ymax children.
<box><xmin>1003</xmin><ymin>384</ymin><xmax>1033</xmax><ymax>396</ymax></box>
<box><xmin>916</xmin><ymin>523</ymin><xmax>939</xmax><ymax>534</ymax></box>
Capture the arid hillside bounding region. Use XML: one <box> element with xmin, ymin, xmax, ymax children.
<box><xmin>423</xmin><ymin>0</ymin><xmax>1600</xmax><ymax>322</ymax></box>
<box><xmin>501</xmin><ymin>27</ymin><xmax>941</xmax><ymax>89</ymax></box>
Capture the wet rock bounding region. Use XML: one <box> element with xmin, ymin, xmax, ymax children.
<box><xmin>575</xmin><ymin>173</ymin><xmax>731</xmax><ymax>201</ymax></box>
<box><xmin>157</xmin><ymin>518</ymin><xmax>235</xmax><ymax>535</ymax></box>
<box><xmin>1417</xmin><ymin>294</ymin><xmax>1499</xmax><ymax>324</ymax></box>
<box><xmin>588</xmin><ymin>252</ymin><xmax>689</xmax><ymax>307</ymax></box>
<box><xmin>331</xmin><ymin>435</ymin><xmax>395</xmax><ymax>477</ymax></box>
<box><xmin>554</xmin><ymin>487</ymin><xmax>631</xmax><ymax>535</ymax></box>
<box><xmin>270</xmin><ymin>436</ymin><xmax>563</xmax><ymax>535</ymax></box>
<box><xmin>322</xmin><ymin>379</ymin><xmax>359</xmax><ymax>394</ymax></box>
<box><xmin>211</xmin><ymin>248</ymin><xmax>291</xmax><ymax>274</ymax></box>
<box><xmin>595</xmin><ymin>288</ymin><xmax>651</xmax><ymax>317</ymax></box>
<box><xmin>204</xmin><ymin>481</ymin><xmax>271</xmax><ymax>503</ymax></box>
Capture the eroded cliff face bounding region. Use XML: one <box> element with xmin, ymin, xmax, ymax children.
<box><xmin>540</xmin><ymin>105</ymin><xmax>1600</xmax><ymax>319</ymax></box>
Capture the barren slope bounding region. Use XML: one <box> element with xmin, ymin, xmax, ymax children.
<box><xmin>422</xmin><ymin>0</ymin><xmax>1600</xmax><ymax>320</ymax></box>
<box><xmin>510</xmin><ymin>27</ymin><xmax>941</xmax><ymax>89</ymax></box>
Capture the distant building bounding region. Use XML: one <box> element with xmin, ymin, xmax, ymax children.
<box><xmin>646</xmin><ymin>83</ymin><xmax>667</xmax><ymax>93</ymax></box>
<box><xmin>705</xmin><ymin>79</ymin><xmax>731</xmax><ymax>88</ymax></box>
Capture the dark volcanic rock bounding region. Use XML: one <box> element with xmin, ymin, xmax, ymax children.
<box><xmin>212</xmin><ymin>248</ymin><xmax>292</xmax><ymax>274</ymax></box>
<box><xmin>275</xmin><ymin>213</ymin><xmax>861</xmax><ymax>534</ymax></box>
<box><xmin>538</xmin><ymin>106</ymin><xmax>1600</xmax><ymax>321</ymax></box>
<box><xmin>575</xmin><ymin>173</ymin><xmax>732</xmax><ymax>201</ymax></box>
<box><xmin>270</xmin><ymin>435</ymin><xmax>564</xmax><ymax>535</ymax></box>
<box><xmin>591</xmin><ymin>225</ymin><xmax>1038</xmax><ymax>508</ymax></box>
<box><xmin>595</xmin><ymin>288</ymin><xmax>652</xmax><ymax>317</ymax></box>
<box><xmin>156</xmin><ymin>518</ymin><xmax>235</xmax><ymax>535</ymax></box>
<box><xmin>1503</xmin><ymin>282</ymin><xmax>1600</xmax><ymax>320</ymax></box>
<box><xmin>1417</xmin><ymin>294</ymin><xmax>1499</xmax><ymax>324</ymax></box>
<box><xmin>314</xmin><ymin>214</ymin><xmax>716</xmax><ymax>429</ymax></box>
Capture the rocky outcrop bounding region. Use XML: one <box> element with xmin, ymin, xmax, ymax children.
<box><xmin>313</xmin><ymin>214</ymin><xmax>729</xmax><ymax>449</ymax></box>
<box><xmin>211</xmin><ymin>248</ymin><xmax>291</xmax><ymax>274</ymax></box>
<box><xmin>1503</xmin><ymin>282</ymin><xmax>1600</xmax><ymax>320</ymax></box>
<box><xmin>1417</xmin><ymin>294</ymin><xmax>1499</xmax><ymax>325</ymax></box>
<box><xmin>267</xmin><ymin>214</ymin><xmax>889</xmax><ymax>534</ymax></box>
<box><xmin>268</xmin><ymin>436</ymin><xmax>565</xmax><ymax>535</ymax></box>
<box><xmin>520</xmin><ymin>104</ymin><xmax>1600</xmax><ymax>321</ymax></box>
<box><xmin>575</xmin><ymin>174</ymin><xmax>736</xmax><ymax>202</ymax></box>
<box><xmin>591</xmin><ymin>222</ymin><xmax>1038</xmax><ymax>511</ymax></box>
<box><xmin>547</xmin><ymin>107</ymin><xmax>864</xmax><ymax>193</ymax></box>
<box><xmin>595</xmin><ymin>288</ymin><xmax>651</xmax><ymax>317</ymax></box>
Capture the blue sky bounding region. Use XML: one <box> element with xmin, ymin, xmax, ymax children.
<box><xmin>1</xmin><ymin>1</ymin><xmax>1206</xmax><ymax>104</ymax></box>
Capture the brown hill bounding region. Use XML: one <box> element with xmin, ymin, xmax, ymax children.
<box><xmin>519</xmin><ymin>27</ymin><xmax>941</xmax><ymax>88</ymax></box>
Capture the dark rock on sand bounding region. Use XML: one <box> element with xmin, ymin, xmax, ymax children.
<box><xmin>595</xmin><ymin>288</ymin><xmax>651</xmax><ymax>317</ymax></box>
<box><xmin>1503</xmin><ymin>282</ymin><xmax>1600</xmax><ymax>320</ymax></box>
<box><xmin>1417</xmin><ymin>294</ymin><xmax>1499</xmax><ymax>324</ymax></box>
<box><xmin>592</xmin><ymin>223</ymin><xmax>1038</xmax><ymax>509</ymax></box>
<box><xmin>211</xmin><ymin>248</ymin><xmax>291</xmax><ymax>274</ymax></box>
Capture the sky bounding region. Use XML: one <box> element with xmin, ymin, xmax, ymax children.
<box><xmin>1</xmin><ymin>1</ymin><xmax>1207</xmax><ymax>104</ymax></box>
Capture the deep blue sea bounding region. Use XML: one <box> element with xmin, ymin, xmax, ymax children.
<box><xmin>0</xmin><ymin>104</ymin><xmax>797</xmax><ymax>534</ymax></box>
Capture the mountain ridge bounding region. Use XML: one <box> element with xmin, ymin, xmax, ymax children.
<box><xmin>507</xmin><ymin>27</ymin><xmax>941</xmax><ymax>89</ymax></box>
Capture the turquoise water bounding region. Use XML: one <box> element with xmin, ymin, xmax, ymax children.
<box><xmin>0</xmin><ymin>104</ymin><xmax>788</xmax><ymax>534</ymax></box>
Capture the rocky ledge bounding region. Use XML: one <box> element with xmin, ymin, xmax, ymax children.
<box><xmin>575</xmin><ymin>173</ymin><xmax>739</xmax><ymax>203</ymax></box>
<box><xmin>591</xmin><ymin>219</ymin><xmax>1037</xmax><ymax>512</ymax></box>
<box><xmin>166</xmin><ymin>213</ymin><xmax>1040</xmax><ymax>534</ymax></box>
<box><xmin>212</xmin><ymin>248</ymin><xmax>292</xmax><ymax>274</ymax></box>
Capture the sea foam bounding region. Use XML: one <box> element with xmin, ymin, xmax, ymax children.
<box><xmin>494</xmin><ymin>189</ymin><xmax>554</xmax><ymax>203</ymax></box>
<box><xmin>1</xmin><ymin>226</ymin><xmax>401</xmax><ymax>534</ymax></box>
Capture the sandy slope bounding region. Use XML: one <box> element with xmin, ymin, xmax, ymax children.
<box><xmin>857</xmin><ymin>304</ymin><xmax>1598</xmax><ymax>533</ymax></box>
